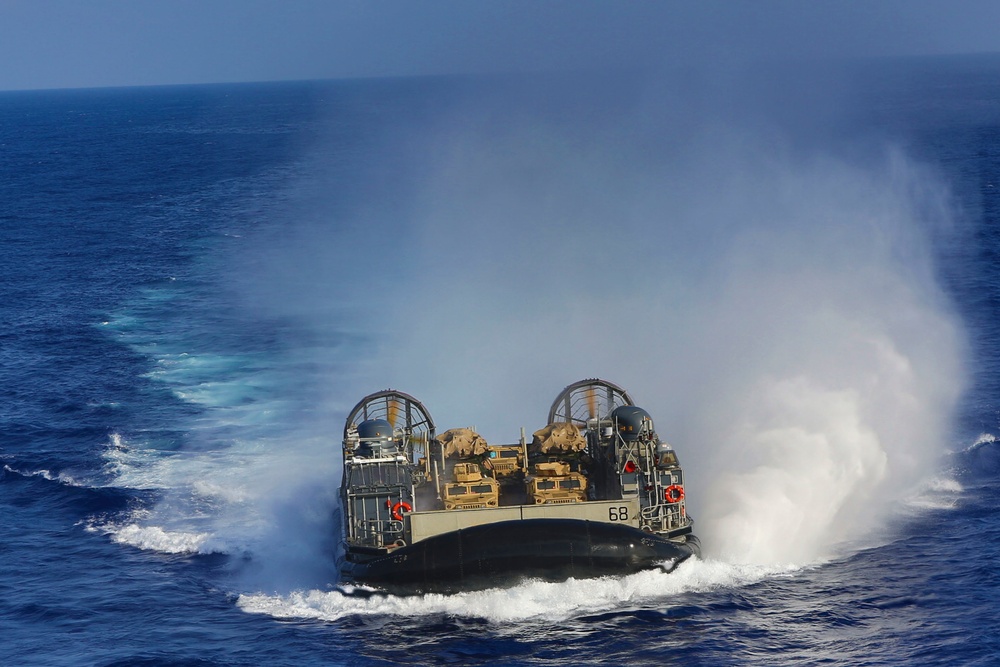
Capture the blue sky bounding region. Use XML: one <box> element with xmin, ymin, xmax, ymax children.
<box><xmin>2</xmin><ymin>0</ymin><xmax>999</xmax><ymax>91</ymax></box>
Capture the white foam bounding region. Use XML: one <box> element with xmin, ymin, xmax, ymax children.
<box><xmin>101</xmin><ymin>432</ymin><xmax>171</xmax><ymax>490</ymax></box>
<box><xmin>105</xmin><ymin>523</ymin><xmax>214</xmax><ymax>554</ymax></box>
<box><xmin>967</xmin><ymin>432</ymin><xmax>997</xmax><ymax>451</ymax></box>
<box><xmin>191</xmin><ymin>478</ymin><xmax>251</xmax><ymax>504</ymax></box>
<box><xmin>98</xmin><ymin>391</ymin><xmax>340</xmax><ymax>593</ymax></box>
<box><xmin>899</xmin><ymin>474</ymin><xmax>964</xmax><ymax>511</ymax></box>
<box><xmin>2</xmin><ymin>464</ymin><xmax>85</xmax><ymax>487</ymax></box>
<box><xmin>237</xmin><ymin>557</ymin><xmax>795</xmax><ymax>623</ymax></box>
<box><xmin>925</xmin><ymin>477</ymin><xmax>964</xmax><ymax>494</ymax></box>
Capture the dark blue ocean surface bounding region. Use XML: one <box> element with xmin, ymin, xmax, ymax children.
<box><xmin>2</xmin><ymin>60</ymin><xmax>999</xmax><ymax>666</ymax></box>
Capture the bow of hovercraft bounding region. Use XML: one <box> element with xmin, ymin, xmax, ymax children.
<box><xmin>338</xmin><ymin>379</ymin><xmax>699</xmax><ymax>594</ymax></box>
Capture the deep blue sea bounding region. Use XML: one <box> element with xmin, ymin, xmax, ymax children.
<box><xmin>2</xmin><ymin>58</ymin><xmax>1000</xmax><ymax>666</ymax></box>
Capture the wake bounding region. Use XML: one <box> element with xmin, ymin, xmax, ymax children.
<box><xmin>88</xmin><ymin>76</ymin><xmax>971</xmax><ymax>626</ymax></box>
<box><xmin>236</xmin><ymin>557</ymin><xmax>794</xmax><ymax>624</ymax></box>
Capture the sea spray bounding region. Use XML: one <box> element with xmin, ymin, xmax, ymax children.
<box><xmin>237</xmin><ymin>557</ymin><xmax>793</xmax><ymax>624</ymax></box>
<box><xmin>349</xmin><ymin>109</ymin><xmax>966</xmax><ymax>566</ymax></box>
<box><xmin>105</xmin><ymin>73</ymin><xmax>967</xmax><ymax>593</ymax></box>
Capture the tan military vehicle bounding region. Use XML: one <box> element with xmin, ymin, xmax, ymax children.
<box><xmin>526</xmin><ymin>461</ymin><xmax>587</xmax><ymax>504</ymax></box>
<box><xmin>484</xmin><ymin>445</ymin><xmax>526</xmax><ymax>477</ymax></box>
<box><xmin>443</xmin><ymin>462</ymin><xmax>500</xmax><ymax>510</ymax></box>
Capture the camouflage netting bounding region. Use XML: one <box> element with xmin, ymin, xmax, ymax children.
<box><xmin>438</xmin><ymin>427</ymin><xmax>489</xmax><ymax>458</ymax></box>
<box><xmin>534</xmin><ymin>461</ymin><xmax>571</xmax><ymax>476</ymax></box>
<box><xmin>532</xmin><ymin>422</ymin><xmax>586</xmax><ymax>454</ymax></box>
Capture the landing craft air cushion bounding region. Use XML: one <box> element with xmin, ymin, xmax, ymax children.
<box><xmin>338</xmin><ymin>379</ymin><xmax>700</xmax><ymax>593</ymax></box>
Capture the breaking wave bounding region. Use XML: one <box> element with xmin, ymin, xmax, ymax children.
<box><xmin>237</xmin><ymin>557</ymin><xmax>794</xmax><ymax>624</ymax></box>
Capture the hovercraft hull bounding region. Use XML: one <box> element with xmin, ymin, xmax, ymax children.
<box><xmin>339</xmin><ymin>380</ymin><xmax>700</xmax><ymax>596</ymax></box>
<box><xmin>342</xmin><ymin>518</ymin><xmax>700</xmax><ymax>594</ymax></box>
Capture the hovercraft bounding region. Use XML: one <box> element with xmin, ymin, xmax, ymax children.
<box><xmin>338</xmin><ymin>378</ymin><xmax>700</xmax><ymax>594</ymax></box>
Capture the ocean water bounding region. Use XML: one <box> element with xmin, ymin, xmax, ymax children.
<box><xmin>2</xmin><ymin>58</ymin><xmax>999</xmax><ymax>666</ymax></box>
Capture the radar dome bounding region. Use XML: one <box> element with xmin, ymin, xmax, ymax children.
<box><xmin>610</xmin><ymin>405</ymin><xmax>653</xmax><ymax>441</ymax></box>
<box><xmin>358</xmin><ymin>419</ymin><xmax>393</xmax><ymax>440</ymax></box>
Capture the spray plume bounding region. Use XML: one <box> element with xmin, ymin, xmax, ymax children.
<box><xmin>225</xmin><ymin>68</ymin><xmax>966</xmax><ymax>577</ymax></box>
<box><xmin>328</xmin><ymin>76</ymin><xmax>966</xmax><ymax>566</ymax></box>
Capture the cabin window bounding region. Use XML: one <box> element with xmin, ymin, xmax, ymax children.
<box><xmin>659</xmin><ymin>451</ymin><xmax>679</xmax><ymax>467</ymax></box>
<box><xmin>536</xmin><ymin>480</ymin><xmax>556</xmax><ymax>490</ymax></box>
<box><xmin>470</xmin><ymin>484</ymin><xmax>493</xmax><ymax>494</ymax></box>
<box><xmin>559</xmin><ymin>479</ymin><xmax>581</xmax><ymax>489</ymax></box>
<box><xmin>499</xmin><ymin>450</ymin><xmax>519</xmax><ymax>458</ymax></box>
<box><xmin>446</xmin><ymin>486</ymin><xmax>467</xmax><ymax>496</ymax></box>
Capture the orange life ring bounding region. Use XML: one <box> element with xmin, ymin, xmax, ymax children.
<box><xmin>391</xmin><ymin>501</ymin><xmax>412</xmax><ymax>521</ymax></box>
<box><xmin>664</xmin><ymin>485</ymin><xmax>684</xmax><ymax>503</ymax></box>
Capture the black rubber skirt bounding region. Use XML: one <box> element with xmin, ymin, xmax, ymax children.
<box><xmin>341</xmin><ymin>518</ymin><xmax>700</xmax><ymax>594</ymax></box>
